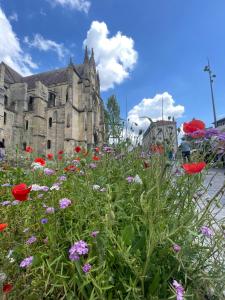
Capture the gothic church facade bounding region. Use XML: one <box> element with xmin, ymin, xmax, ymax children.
<box><xmin>0</xmin><ymin>48</ymin><xmax>105</xmax><ymax>155</ymax></box>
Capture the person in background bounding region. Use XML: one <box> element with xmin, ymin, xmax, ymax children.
<box><xmin>0</xmin><ymin>140</ymin><xmax>5</xmax><ymax>161</ymax></box>
<box><xmin>180</xmin><ymin>137</ymin><xmax>191</xmax><ymax>162</ymax></box>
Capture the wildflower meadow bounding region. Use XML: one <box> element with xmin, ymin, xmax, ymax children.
<box><xmin>1</xmin><ymin>120</ymin><xmax>225</xmax><ymax>299</ymax></box>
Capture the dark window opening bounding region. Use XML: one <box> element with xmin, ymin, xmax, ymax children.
<box><xmin>49</xmin><ymin>117</ymin><xmax>52</xmax><ymax>128</ymax></box>
<box><xmin>23</xmin><ymin>142</ymin><xmax>27</xmax><ymax>150</ymax></box>
<box><xmin>48</xmin><ymin>92</ymin><xmax>56</xmax><ymax>107</ymax></box>
<box><xmin>25</xmin><ymin>120</ymin><xmax>29</xmax><ymax>130</ymax></box>
<box><xmin>4</xmin><ymin>95</ymin><xmax>8</xmax><ymax>107</ymax></box>
<box><xmin>66</xmin><ymin>91</ymin><xmax>69</xmax><ymax>102</ymax></box>
<box><xmin>47</xmin><ymin>140</ymin><xmax>51</xmax><ymax>149</ymax></box>
<box><xmin>4</xmin><ymin>112</ymin><xmax>6</xmax><ymax>125</ymax></box>
<box><xmin>28</xmin><ymin>96</ymin><xmax>34</xmax><ymax>111</ymax></box>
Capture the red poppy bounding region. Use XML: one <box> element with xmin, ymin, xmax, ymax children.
<box><xmin>12</xmin><ymin>183</ymin><xmax>31</xmax><ymax>201</ymax></box>
<box><xmin>74</xmin><ymin>146</ymin><xmax>81</xmax><ymax>153</ymax></box>
<box><xmin>58</xmin><ymin>150</ymin><xmax>64</xmax><ymax>155</ymax></box>
<box><xmin>47</xmin><ymin>153</ymin><xmax>54</xmax><ymax>160</ymax></box>
<box><xmin>34</xmin><ymin>157</ymin><xmax>46</xmax><ymax>166</ymax></box>
<box><xmin>94</xmin><ymin>147</ymin><xmax>100</xmax><ymax>152</ymax></box>
<box><xmin>182</xmin><ymin>162</ymin><xmax>206</xmax><ymax>174</ymax></box>
<box><xmin>3</xmin><ymin>283</ymin><xmax>13</xmax><ymax>293</ymax></box>
<box><xmin>58</xmin><ymin>155</ymin><xmax>63</xmax><ymax>160</ymax></box>
<box><xmin>151</xmin><ymin>145</ymin><xmax>164</xmax><ymax>154</ymax></box>
<box><xmin>25</xmin><ymin>146</ymin><xmax>33</xmax><ymax>153</ymax></box>
<box><xmin>64</xmin><ymin>165</ymin><xmax>76</xmax><ymax>172</ymax></box>
<box><xmin>92</xmin><ymin>155</ymin><xmax>100</xmax><ymax>161</ymax></box>
<box><xmin>183</xmin><ymin>119</ymin><xmax>205</xmax><ymax>134</ymax></box>
<box><xmin>0</xmin><ymin>223</ymin><xmax>8</xmax><ymax>232</ymax></box>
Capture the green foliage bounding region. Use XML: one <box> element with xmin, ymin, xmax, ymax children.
<box><xmin>0</xmin><ymin>150</ymin><xmax>225</xmax><ymax>299</ymax></box>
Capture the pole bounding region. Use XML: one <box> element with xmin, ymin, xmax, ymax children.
<box><xmin>207</xmin><ymin>59</ymin><xmax>217</xmax><ymax>127</ymax></box>
<box><xmin>125</xmin><ymin>97</ymin><xmax>128</xmax><ymax>140</ymax></box>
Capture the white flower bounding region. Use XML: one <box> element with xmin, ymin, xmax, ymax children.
<box><xmin>31</xmin><ymin>184</ymin><xmax>42</xmax><ymax>191</ymax></box>
<box><xmin>50</xmin><ymin>184</ymin><xmax>60</xmax><ymax>191</ymax></box>
<box><xmin>93</xmin><ymin>184</ymin><xmax>101</xmax><ymax>191</ymax></box>
<box><xmin>31</xmin><ymin>162</ymin><xmax>44</xmax><ymax>170</ymax></box>
<box><xmin>0</xmin><ymin>272</ymin><xmax>7</xmax><ymax>282</ymax></box>
<box><xmin>134</xmin><ymin>175</ymin><xmax>143</xmax><ymax>184</ymax></box>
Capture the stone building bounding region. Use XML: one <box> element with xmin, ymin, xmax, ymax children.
<box><xmin>215</xmin><ymin>117</ymin><xmax>225</xmax><ymax>131</ymax></box>
<box><xmin>0</xmin><ymin>48</ymin><xmax>105</xmax><ymax>155</ymax></box>
<box><xmin>142</xmin><ymin>119</ymin><xmax>178</xmax><ymax>151</ymax></box>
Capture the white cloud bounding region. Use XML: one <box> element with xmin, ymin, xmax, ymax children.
<box><xmin>24</xmin><ymin>34</ymin><xmax>69</xmax><ymax>60</ymax></box>
<box><xmin>9</xmin><ymin>12</ymin><xmax>18</xmax><ymax>22</ymax></box>
<box><xmin>50</xmin><ymin>0</ymin><xmax>90</xmax><ymax>13</ymax></box>
<box><xmin>128</xmin><ymin>92</ymin><xmax>185</xmax><ymax>133</ymax></box>
<box><xmin>83</xmin><ymin>21</ymin><xmax>138</xmax><ymax>91</ymax></box>
<box><xmin>0</xmin><ymin>7</ymin><xmax>37</xmax><ymax>75</ymax></box>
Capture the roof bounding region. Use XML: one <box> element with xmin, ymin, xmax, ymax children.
<box><xmin>2</xmin><ymin>63</ymin><xmax>23</xmax><ymax>84</ymax></box>
<box><xmin>23</xmin><ymin>67</ymin><xmax>69</xmax><ymax>89</ymax></box>
<box><xmin>1</xmin><ymin>62</ymin><xmax>86</xmax><ymax>89</ymax></box>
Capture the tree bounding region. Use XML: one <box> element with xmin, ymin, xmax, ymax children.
<box><xmin>104</xmin><ymin>95</ymin><xmax>122</xmax><ymax>143</ymax></box>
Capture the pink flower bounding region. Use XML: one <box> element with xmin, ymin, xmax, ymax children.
<box><xmin>173</xmin><ymin>244</ymin><xmax>181</xmax><ymax>253</ymax></box>
<box><xmin>172</xmin><ymin>280</ymin><xmax>184</xmax><ymax>300</ymax></box>
<box><xmin>82</xmin><ymin>263</ymin><xmax>91</xmax><ymax>273</ymax></box>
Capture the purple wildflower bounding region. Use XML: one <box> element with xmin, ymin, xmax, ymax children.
<box><xmin>91</xmin><ymin>231</ymin><xmax>99</xmax><ymax>238</ymax></box>
<box><xmin>12</xmin><ymin>200</ymin><xmax>20</xmax><ymax>205</ymax></box>
<box><xmin>58</xmin><ymin>175</ymin><xmax>67</xmax><ymax>181</ymax></box>
<box><xmin>20</xmin><ymin>256</ymin><xmax>33</xmax><ymax>268</ymax></box>
<box><xmin>200</xmin><ymin>226</ymin><xmax>214</xmax><ymax>237</ymax></box>
<box><xmin>172</xmin><ymin>280</ymin><xmax>184</xmax><ymax>300</ymax></box>
<box><xmin>69</xmin><ymin>240</ymin><xmax>89</xmax><ymax>261</ymax></box>
<box><xmin>50</xmin><ymin>183</ymin><xmax>60</xmax><ymax>191</ymax></box>
<box><xmin>89</xmin><ymin>163</ymin><xmax>97</xmax><ymax>169</ymax></box>
<box><xmin>26</xmin><ymin>236</ymin><xmax>37</xmax><ymax>245</ymax></box>
<box><xmin>126</xmin><ymin>176</ymin><xmax>134</xmax><ymax>183</ymax></box>
<box><xmin>1</xmin><ymin>183</ymin><xmax>11</xmax><ymax>187</ymax></box>
<box><xmin>82</xmin><ymin>263</ymin><xmax>91</xmax><ymax>273</ymax></box>
<box><xmin>46</xmin><ymin>207</ymin><xmax>55</xmax><ymax>214</ymax></box>
<box><xmin>173</xmin><ymin>244</ymin><xmax>181</xmax><ymax>253</ymax></box>
<box><xmin>44</xmin><ymin>168</ymin><xmax>55</xmax><ymax>175</ymax></box>
<box><xmin>59</xmin><ymin>198</ymin><xmax>71</xmax><ymax>209</ymax></box>
<box><xmin>205</xmin><ymin>128</ymin><xmax>220</xmax><ymax>138</ymax></box>
<box><xmin>1</xmin><ymin>201</ymin><xmax>11</xmax><ymax>206</ymax></box>
<box><xmin>41</xmin><ymin>218</ymin><xmax>48</xmax><ymax>224</ymax></box>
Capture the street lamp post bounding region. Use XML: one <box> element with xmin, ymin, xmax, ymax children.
<box><xmin>204</xmin><ymin>60</ymin><xmax>217</xmax><ymax>127</ymax></box>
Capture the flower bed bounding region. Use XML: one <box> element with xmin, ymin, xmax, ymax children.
<box><xmin>0</xmin><ymin>145</ymin><xmax>225</xmax><ymax>299</ymax></box>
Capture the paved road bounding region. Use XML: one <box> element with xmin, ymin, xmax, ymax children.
<box><xmin>203</xmin><ymin>168</ymin><xmax>225</xmax><ymax>221</ymax></box>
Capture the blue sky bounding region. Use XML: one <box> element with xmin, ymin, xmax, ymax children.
<box><xmin>0</xmin><ymin>0</ymin><xmax>225</xmax><ymax>131</ymax></box>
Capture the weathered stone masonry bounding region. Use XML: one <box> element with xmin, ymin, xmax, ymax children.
<box><xmin>0</xmin><ymin>48</ymin><xmax>105</xmax><ymax>155</ymax></box>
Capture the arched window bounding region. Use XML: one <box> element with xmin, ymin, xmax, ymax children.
<box><xmin>47</xmin><ymin>140</ymin><xmax>51</xmax><ymax>149</ymax></box>
<box><xmin>66</xmin><ymin>91</ymin><xmax>69</xmax><ymax>102</ymax></box>
<box><xmin>49</xmin><ymin>117</ymin><xmax>52</xmax><ymax>128</ymax></box>
<box><xmin>25</xmin><ymin>120</ymin><xmax>29</xmax><ymax>130</ymax></box>
<box><xmin>48</xmin><ymin>92</ymin><xmax>56</xmax><ymax>107</ymax></box>
<box><xmin>66</xmin><ymin>113</ymin><xmax>71</xmax><ymax>128</ymax></box>
<box><xmin>28</xmin><ymin>96</ymin><xmax>34</xmax><ymax>111</ymax></box>
<box><xmin>4</xmin><ymin>112</ymin><xmax>6</xmax><ymax>125</ymax></box>
<box><xmin>4</xmin><ymin>95</ymin><xmax>8</xmax><ymax>107</ymax></box>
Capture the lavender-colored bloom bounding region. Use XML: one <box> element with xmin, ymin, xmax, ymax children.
<box><xmin>1</xmin><ymin>183</ymin><xmax>11</xmax><ymax>187</ymax></box>
<box><xmin>50</xmin><ymin>183</ymin><xmax>60</xmax><ymax>191</ymax></box>
<box><xmin>217</xmin><ymin>133</ymin><xmax>225</xmax><ymax>141</ymax></box>
<box><xmin>1</xmin><ymin>201</ymin><xmax>11</xmax><ymax>206</ymax></box>
<box><xmin>0</xmin><ymin>272</ymin><xmax>7</xmax><ymax>282</ymax></box>
<box><xmin>46</xmin><ymin>207</ymin><xmax>55</xmax><ymax>214</ymax></box>
<box><xmin>44</xmin><ymin>168</ymin><xmax>55</xmax><ymax>175</ymax></box>
<box><xmin>89</xmin><ymin>163</ymin><xmax>97</xmax><ymax>169</ymax></box>
<box><xmin>173</xmin><ymin>244</ymin><xmax>181</xmax><ymax>253</ymax></box>
<box><xmin>41</xmin><ymin>186</ymin><xmax>49</xmax><ymax>192</ymax></box>
<box><xmin>59</xmin><ymin>198</ymin><xmax>71</xmax><ymax>209</ymax></box>
<box><xmin>205</xmin><ymin>128</ymin><xmax>220</xmax><ymax>138</ymax></box>
<box><xmin>26</xmin><ymin>236</ymin><xmax>37</xmax><ymax>245</ymax></box>
<box><xmin>69</xmin><ymin>240</ymin><xmax>89</xmax><ymax>261</ymax></box>
<box><xmin>91</xmin><ymin>231</ymin><xmax>99</xmax><ymax>238</ymax></box>
<box><xmin>140</xmin><ymin>151</ymin><xmax>147</xmax><ymax>159</ymax></box>
<box><xmin>82</xmin><ymin>263</ymin><xmax>91</xmax><ymax>273</ymax></box>
<box><xmin>200</xmin><ymin>226</ymin><xmax>214</xmax><ymax>237</ymax></box>
<box><xmin>31</xmin><ymin>184</ymin><xmax>49</xmax><ymax>192</ymax></box>
<box><xmin>41</xmin><ymin>218</ymin><xmax>48</xmax><ymax>224</ymax></box>
<box><xmin>173</xmin><ymin>280</ymin><xmax>184</xmax><ymax>300</ymax></box>
<box><xmin>72</xmin><ymin>159</ymin><xmax>80</xmax><ymax>166</ymax></box>
<box><xmin>126</xmin><ymin>176</ymin><xmax>134</xmax><ymax>183</ymax></box>
<box><xmin>58</xmin><ymin>175</ymin><xmax>67</xmax><ymax>181</ymax></box>
<box><xmin>20</xmin><ymin>256</ymin><xmax>33</xmax><ymax>268</ymax></box>
<box><xmin>12</xmin><ymin>200</ymin><xmax>20</xmax><ymax>205</ymax></box>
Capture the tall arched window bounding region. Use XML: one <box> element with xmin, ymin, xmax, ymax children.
<box><xmin>4</xmin><ymin>95</ymin><xmax>8</xmax><ymax>107</ymax></box>
<box><xmin>66</xmin><ymin>113</ymin><xmax>71</xmax><ymax>128</ymax></box>
<box><xmin>28</xmin><ymin>96</ymin><xmax>34</xmax><ymax>111</ymax></box>
<box><xmin>25</xmin><ymin>120</ymin><xmax>29</xmax><ymax>130</ymax></box>
<box><xmin>49</xmin><ymin>117</ymin><xmax>52</xmax><ymax>128</ymax></box>
<box><xmin>4</xmin><ymin>112</ymin><xmax>6</xmax><ymax>125</ymax></box>
<box><xmin>47</xmin><ymin>140</ymin><xmax>51</xmax><ymax>149</ymax></box>
<box><xmin>48</xmin><ymin>92</ymin><xmax>56</xmax><ymax>107</ymax></box>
